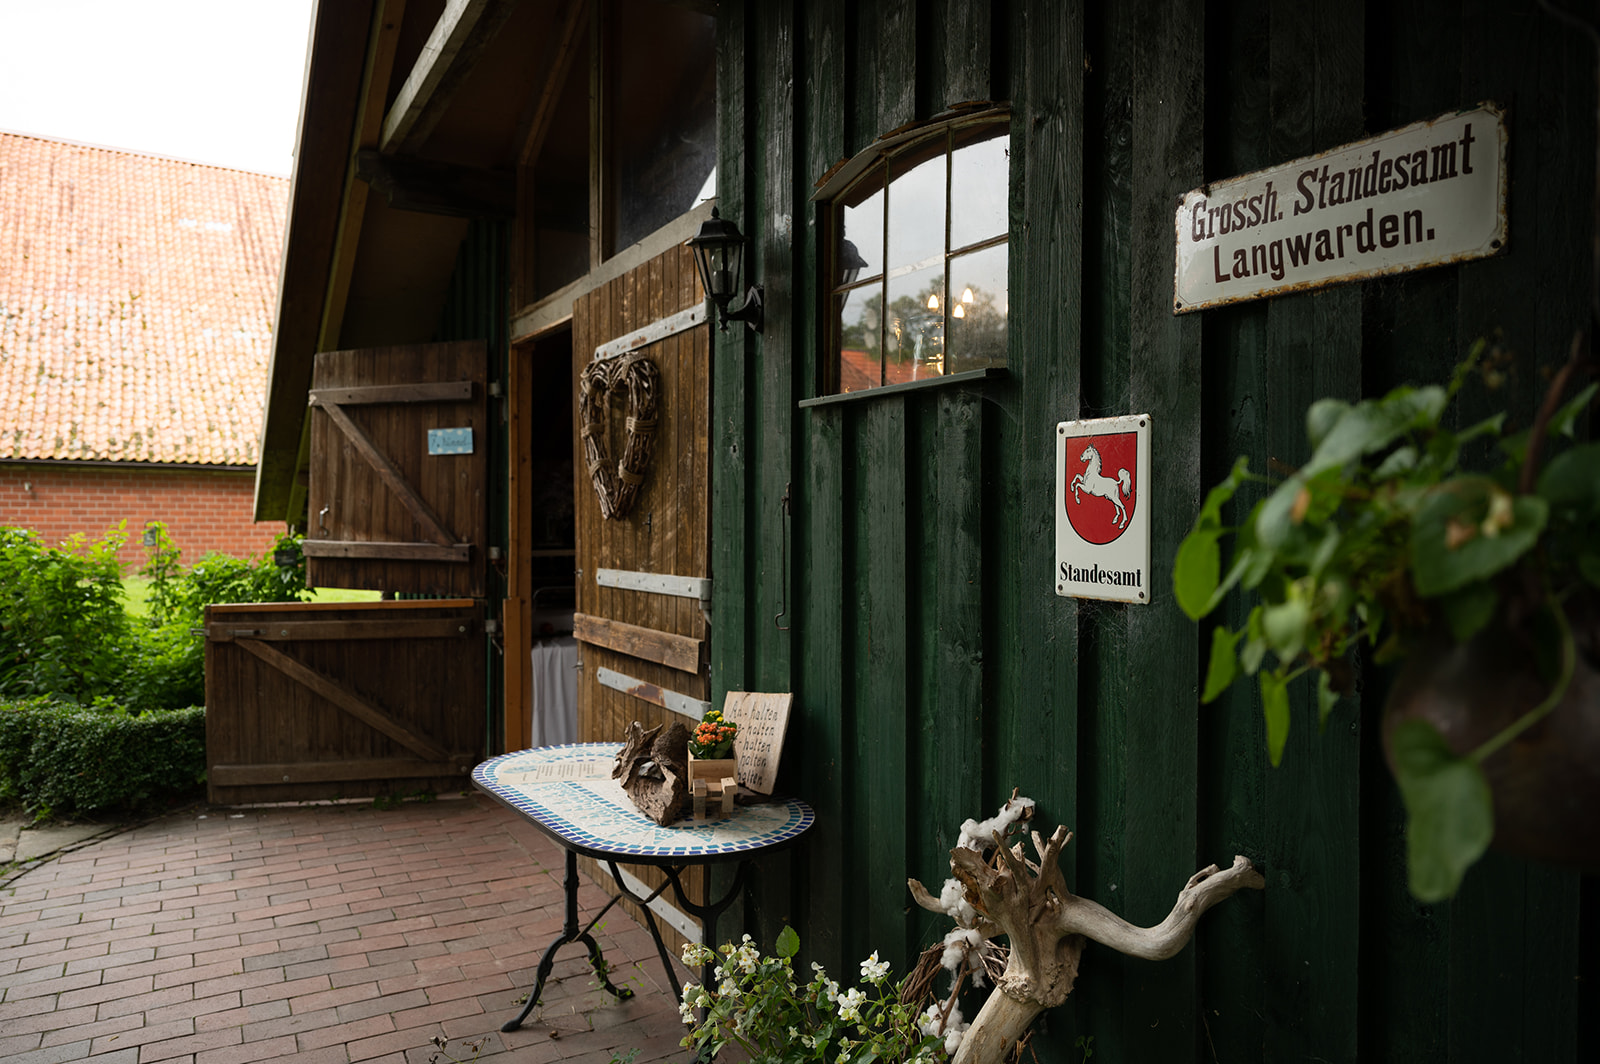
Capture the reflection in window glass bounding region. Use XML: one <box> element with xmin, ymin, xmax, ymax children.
<box><xmin>841</xmin><ymin>170</ymin><xmax>884</xmax><ymax>281</ymax></box>
<box><xmin>886</xmin><ymin>265</ymin><xmax>945</xmax><ymax>384</ymax></box>
<box><xmin>887</xmin><ymin>153</ymin><xmax>947</xmax><ymax>272</ymax></box>
<box><xmin>947</xmin><ymin>243</ymin><xmax>1008</xmax><ymax>373</ymax></box>
<box><xmin>950</xmin><ymin>134</ymin><xmax>1010</xmax><ymax>250</ymax></box>
<box><xmin>827</xmin><ymin>117</ymin><xmax>1009</xmax><ymax>394</ymax></box>
<box><xmin>837</xmin><ymin>288</ymin><xmax>883</xmax><ymax>392</ymax></box>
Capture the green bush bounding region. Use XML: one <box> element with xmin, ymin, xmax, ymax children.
<box><xmin>0</xmin><ymin>698</ymin><xmax>206</xmax><ymax>816</ymax></box>
<box><xmin>0</xmin><ymin>523</ymin><xmax>309</xmax><ymax>713</ymax></box>
<box><xmin>0</xmin><ymin>525</ymin><xmax>131</xmax><ymax>705</ymax></box>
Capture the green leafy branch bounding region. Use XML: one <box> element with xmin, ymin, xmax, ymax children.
<box><xmin>1173</xmin><ymin>342</ymin><xmax>1599</xmax><ymax>900</ymax></box>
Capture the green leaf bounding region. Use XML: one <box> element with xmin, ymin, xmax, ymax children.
<box><xmin>1304</xmin><ymin>385</ymin><xmax>1447</xmax><ymax>477</ymax></box>
<box><xmin>1260</xmin><ymin>670</ymin><xmax>1291</xmax><ymax>766</ymax></box>
<box><xmin>1439</xmin><ymin>582</ymin><xmax>1498</xmax><ymax>643</ymax></box>
<box><xmin>1173</xmin><ymin>530</ymin><xmax>1222</xmax><ymax>621</ymax></box>
<box><xmin>1411</xmin><ymin>483</ymin><xmax>1547</xmax><ymax>596</ymax></box>
<box><xmin>1316</xmin><ymin>671</ymin><xmax>1339</xmax><ymax>730</ymax></box>
<box><xmin>775</xmin><ymin>926</ymin><xmax>800</xmax><ymax>959</ymax></box>
<box><xmin>1202</xmin><ymin>625</ymin><xmax>1241</xmax><ymax>703</ymax></box>
<box><xmin>1581</xmin><ymin>554</ymin><xmax>1600</xmax><ymax>590</ymax></box>
<box><xmin>1374</xmin><ymin>445</ymin><xmax>1419</xmax><ymax>479</ymax></box>
<box><xmin>1550</xmin><ymin>381</ymin><xmax>1598</xmax><ymax>439</ymax></box>
<box><xmin>1456</xmin><ymin>411</ymin><xmax>1507</xmax><ymax>445</ymax></box>
<box><xmin>1240</xmin><ymin>607</ymin><xmax>1268</xmax><ymax>674</ymax></box>
<box><xmin>1261</xmin><ymin>596</ymin><xmax>1311</xmax><ymax>664</ymax></box>
<box><xmin>1389</xmin><ymin>719</ymin><xmax>1493</xmax><ymax>902</ymax></box>
<box><xmin>1194</xmin><ymin>455</ymin><xmax>1253</xmax><ymax>529</ymax></box>
<box><xmin>1536</xmin><ymin>441</ymin><xmax>1600</xmax><ymax>508</ymax></box>
<box><xmin>1306</xmin><ymin>398</ymin><xmax>1351</xmax><ymax>450</ymax></box>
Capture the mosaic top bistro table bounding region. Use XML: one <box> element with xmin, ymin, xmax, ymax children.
<box><xmin>472</xmin><ymin>743</ymin><xmax>814</xmax><ymax>1032</ymax></box>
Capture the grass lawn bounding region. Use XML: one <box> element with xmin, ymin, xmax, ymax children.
<box><xmin>122</xmin><ymin>577</ymin><xmax>381</xmax><ymax>620</ymax></box>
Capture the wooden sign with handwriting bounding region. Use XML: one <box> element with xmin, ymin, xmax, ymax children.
<box><xmin>722</xmin><ymin>691</ymin><xmax>793</xmax><ymax>795</ymax></box>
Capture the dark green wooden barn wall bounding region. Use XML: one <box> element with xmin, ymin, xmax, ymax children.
<box><xmin>708</xmin><ymin>1</ymin><xmax>1595</xmax><ymax>1061</ymax></box>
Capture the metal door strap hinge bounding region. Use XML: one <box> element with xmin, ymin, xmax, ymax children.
<box><xmin>595</xmin><ymin>667</ymin><xmax>711</xmax><ymax>721</ymax></box>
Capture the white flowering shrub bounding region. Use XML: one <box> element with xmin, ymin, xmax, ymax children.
<box><xmin>679</xmin><ymin>928</ymin><xmax>943</xmax><ymax>1064</ymax></box>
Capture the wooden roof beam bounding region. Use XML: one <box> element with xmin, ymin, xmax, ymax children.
<box><xmin>380</xmin><ymin>0</ymin><xmax>517</xmax><ymax>155</ymax></box>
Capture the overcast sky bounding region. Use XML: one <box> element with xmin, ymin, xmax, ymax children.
<box><xmin>0</xmin><ymin>0</ymin><xmax>314</xmax><ymax>176</ymax></box>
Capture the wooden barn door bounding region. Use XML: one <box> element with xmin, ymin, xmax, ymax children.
<box><xmin>205</xmin><ymin>340</ymin><xmax>490</xmax><ymax>803</ymax></box>
<box><xmin>302</xmin><ymin>340</ymin><xmax>488</xmax><ymax>597</ymax></box>
<box><xmin>571</xmin><ymin>243</ymin><xmax>711</xmax><ymax>947</ymax></box>
<box><xmin>572</xmin><ymin>245</ymin><xmax>710</xmax><ymax>742</ymax></box>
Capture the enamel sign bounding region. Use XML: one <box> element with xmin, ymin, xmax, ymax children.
<box><xmin>1055</xmin><ymin>415</ymin><xmax>1151</xmax><ymax>604</ymax></box>
<box><xmin>1174</xmin><ymin>104</ymin><xmax>1508</xmax><ymax>312</ymax></box>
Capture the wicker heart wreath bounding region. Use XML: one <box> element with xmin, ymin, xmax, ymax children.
<box><xmin>578</xmin><ymin>353</ymin><xmax>660</xmax><ymax>520</ymax></box>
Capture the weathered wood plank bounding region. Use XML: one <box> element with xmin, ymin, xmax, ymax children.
<box><xmin>206</xmin><ymin>618</ymin><xmax>475</xmax><ymax>643</ymax></box>
<box><xmin>1256</xmin><ymin>4</ymin><xmax>1365</xmax><ymax>1062</ymax></box>
<box><xmin>856</xmin><ymin>397</ymin><xmax>910</xmax><ymax>962</ymax></box>
<box><xmin>211</xmin><ymin>759</ymin><xmax>473</xmax><ymax>786</ymax></box>
<box><xmin>301</xmin><ymin>540</ymin><xmax>469</xmax><ymax>562</ymax></box>
<box><xmin>573</xmin><ymin>611</ymin><xmax>705</xmax><ymax>674</ymax></box>
<box><xmin>1119</xmin><ymin>0</ymin><xmax>1204</xmax><ymax>1059</ymax></box>
<box><xmin>796</xmin><ymin>0</ymin><xmax>850</xmax><ymax>975</ymax></box>
<box><xmin>236</xmin><ymin>638</ymin><xmax>452</xmax><ymax>762</ymax></box>
<box><xmin>308</xmin><ymin>381</ymin><xmax>473</xmax><ymax>405</ymax></box>
<box><xmin>711</xmin><ymin>0</ymin><xmax>752</xmax><ymax>703</ymax></box>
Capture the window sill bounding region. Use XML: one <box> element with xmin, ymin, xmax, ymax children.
<box><xmin>798</xmin><ymin>367</ymin><xmax>1008</xmax><ymax>409</ymax></box>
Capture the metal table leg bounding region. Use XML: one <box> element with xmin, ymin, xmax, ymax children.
<box><xmin>501</xmin><ymin>848</ymin><xmax>638</xmax><ymax>1033</ymax></box>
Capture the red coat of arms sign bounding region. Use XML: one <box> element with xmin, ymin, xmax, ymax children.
<box><xmin>1064</xmin><ymin>431</ymin><xmax>1138</xmax><ymax>545</ymax></box>
<box><xmin>1054</xmin><ymin>414</ymin><xmax>1152</xmax><ymax>604</ymax></box>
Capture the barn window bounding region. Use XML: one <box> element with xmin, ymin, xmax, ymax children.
<box><xmin>822</xmin><ymin>112</ymin><xmax>1010</xmax><ymax>395</ymax></box>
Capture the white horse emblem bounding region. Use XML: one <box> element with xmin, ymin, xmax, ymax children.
<box><xmin>1071</xmin><ymin>444</ymin><xmax>1132</xmax><ymax>528</ymax></box>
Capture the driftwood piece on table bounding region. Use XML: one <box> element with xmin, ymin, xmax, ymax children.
<box><xmin>612</xmin><ymin>720</ymin><xmax>690</xmax><ymax>825</ymax></box>
<box><xmin>908</xmin><ymin>810</ymin><xmax>1264</xmax><ymax>1064</ymax></box>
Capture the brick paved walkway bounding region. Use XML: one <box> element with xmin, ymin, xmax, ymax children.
<box><xmin>0</xmin><ymin>794</ymin><xmax>694</xmax><ymax>1063</ymax></box>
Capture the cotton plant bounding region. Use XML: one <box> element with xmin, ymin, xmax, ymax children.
<box><xmin>678</xmin><ymin>930</ymin><xmax>942</xmax><ymax>1064</ymax></box>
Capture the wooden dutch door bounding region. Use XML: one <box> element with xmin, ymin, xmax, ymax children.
<box><xmin>205</xmin><ymin>341</ymin><xmax>488</xmax><ymax>804</ymax></box>
<box><xmin>571</xmin><ymin>245</ymin><xmax>711</xmax><ymax>742</ymax></box>
<box><xmin>570</xmin><ymin>244</ymin><xmax>712</xmax><ymax>946</ymax></box>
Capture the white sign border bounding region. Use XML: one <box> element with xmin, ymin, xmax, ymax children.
<box><xmin>1055</xmin><ymin>414</ymin><xmax>1152</xmax><ymax>605</ymax></box>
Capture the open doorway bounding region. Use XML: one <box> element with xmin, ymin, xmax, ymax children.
<box><xmin>505</xmin><ymin>324</ymin><xmax>577</xmax><ymax>751</ymax></box>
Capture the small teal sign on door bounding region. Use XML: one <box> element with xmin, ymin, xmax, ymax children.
<box><xmin>428</xmin><ymin>427</ymin><xmax>473</xmax><ymax>455</ymax></box>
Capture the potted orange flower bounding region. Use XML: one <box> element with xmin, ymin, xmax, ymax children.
<box><xmin>687</xmin><ymin>708</ymin><xmax>738</xmax><ymax>785</ymax></box>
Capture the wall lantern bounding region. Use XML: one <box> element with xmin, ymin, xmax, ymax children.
<box><xmin>687</xmin><ymin>207</ymin><xmax>763</xmax><ymax>334</ymax></box>
<box><xmin>838</xmin><ymin>239</ymin><xmax>868</xmax><ymax>286</ymax></box>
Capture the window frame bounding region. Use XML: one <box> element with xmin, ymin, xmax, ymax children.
<box><xmin>815</xmin><ymin>107</ymin><xmax>1012</xmax><ymax>397</ymax></box>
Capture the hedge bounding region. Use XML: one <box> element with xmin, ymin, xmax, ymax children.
<box><xmin>0</xmin><ymin>698</ymin><xmax>206</xmax><ymax>817</ymax></box>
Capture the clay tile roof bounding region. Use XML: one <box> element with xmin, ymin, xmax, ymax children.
<box><xmin>0</xmin><ymin>131</ymin><xmax>288</xmax><ymax>466</ymax></box>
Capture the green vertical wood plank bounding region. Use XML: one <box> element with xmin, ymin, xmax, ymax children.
<box><xmin>801</xmin><ymin>405</ymin><xmax>849</xmax><ymax>974</ymax></box>
<box><xmin>931</xmin><ymin>0</ymin><xmax>994</xmax><ymax>112</ymax></box>
<box><xmin>712</xmin><ymin>0</ymin><xmax>751</xmax><ymax>702</ymax></box>
<box><xmin>753</xmin><ymin>0</ymin><xmax>797</xmax><ymax>699</ymax></box>
<box><xmin>1447</xmin><ymin>6</ymin><xmax>1585</xmax><ymax>1062</ymax></box>
<box><xmin>1258</xmin><ymin>4</ymin><xmax>1365</xmax><ymax>1062</ymax></box>
<box><xmin>913</xmin><ymin>387</ymin><xmax>986</xmax><ymax>927</ymax></box>
<box><xmin>797</xmin><ymin>0</ymin><xmax>850</xmax><ymax>977</ymax></box>
<box><xmin>740</xmin><ymin>0</ymin><xmax>800</xmax><ymax>955</ymax></box>
<box><xmin>1358</xmin><ymin>2</ymin><xmax>1459</xmax><ymax>1054</ymax></box>
<box><xmin>1122</xmin><ymin>0</ymin><xmax>1204</xmax><ymax>1060</ymax></box>
<box><xmin>1193</xmin><ymin>0</ymin><xmax>1272</xmax><ymax>1057</ymax></box>
<box><xmin>1074</xmin><ymin>0</ymin><xmax>1136</xmax><ymax>1054</ymax></box>
<box><xmin>877</xmin><ymin>0</ymin><xmax>917</xmax><ymax>129</ymax></box>
<box><xmin>855</xmin><ymin>397</ymin><xmax>910</xmax><ymax>964</ymax></box>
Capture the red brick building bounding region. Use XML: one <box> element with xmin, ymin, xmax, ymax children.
<box><xmin>0</xmin><ymin>131</ymin><xmax>289</xmax><ymax>566</ymax></box>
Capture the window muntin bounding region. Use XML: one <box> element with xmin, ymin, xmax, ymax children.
<box><xmin>827</xmin><ymin>118</ymin><xmax>1009</xmax><ymax>394</ymax></box>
